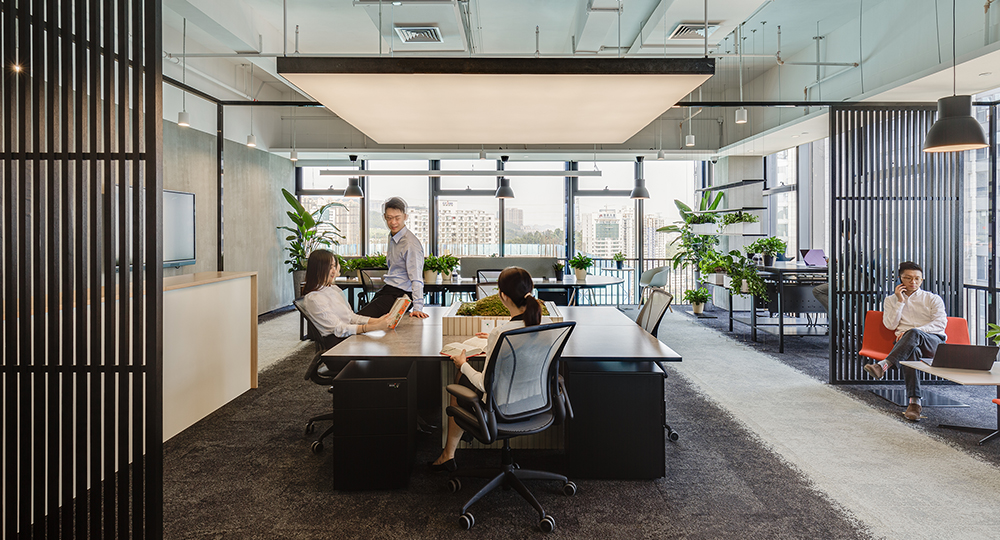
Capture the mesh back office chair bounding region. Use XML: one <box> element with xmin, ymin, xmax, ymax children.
<box><xmin>358</xmin><ymin>269</ymin><xmax>387</xmax><ymax>310</ymax></box>
<box><xmin>292</xmin><ymin>298</ymin><xmax>350</xmax><ymax>454</ymax></box>
<box><xmin>445</xmin><ymin>322</ymin><xmax>577</xmax><ymax>532</ymax></box>
<box><xmin>633</xmin><ymin>287</ymin><xmax>679</xmax><ymax>442</ymax></box>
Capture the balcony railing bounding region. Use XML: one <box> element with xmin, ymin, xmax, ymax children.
<box><xmin>572</xmin><ymin>258</ymin><xmax>698</xmax><ymax>306</ymax></box>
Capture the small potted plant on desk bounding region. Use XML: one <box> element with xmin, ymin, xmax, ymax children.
<box><xmin>568</xmin><ymin>253</ymin><xmax>593</xmax><ymax>280</ymax></box>
<box><xmin>612</xmin><ymin>251</ymin><xmax>626</xmax><ymax>269</ymax></box>
<box><xmin>552</xmin><ymin>262</ymin><xmax>565</xmax><ymax>281</ymax></box>
<box><xmin>746</xmin><ymin>236</ymin><xmax>787</xmax><ymax>267</ymax></box>
<box><xmin>423</xmin><ymin>255</ymin><xmax>443</xmax><ymax>283</ymax></box>
<box><xmin>437</xmin><ymin>254</ymin><xmax>460</xmax><ymax>281</ymax></box>
<box><xmin>683</xmin><ymin>287</ymin><xmax>712</xmax><ymax>315</ymax></box>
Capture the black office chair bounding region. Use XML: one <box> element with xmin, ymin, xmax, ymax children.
<box><xmin>292</xmin><ymin>298</ymin><xmax>350</xmax><ymax>454</ymax></box>
<box><xmin>445</xmin><ymin>322</ymin><xmax>577</xmax><ymax>532</ymax></box>
<box><xmin>633</xmin><ymin>287</ymin><xmax>679</xmax><ymax>442</ymax></box>
<box><xmin>358</xmin><ymin>268</ymin><xmax>386</xmax><ymax>310</ymax></box>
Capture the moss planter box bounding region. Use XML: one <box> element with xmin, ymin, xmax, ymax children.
<box><xmin>441</xmin><ymin>301</ymin><xmax>563</xmax><ymax>336</ymax></box>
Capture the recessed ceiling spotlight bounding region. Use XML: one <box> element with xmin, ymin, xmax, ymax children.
<box><xmin>791</xmin><ymin>135</ymin><xmax>799</xmax><ymax>138</ymax></box>
<box><xmin>979</xmin><ymin>72</ymin><xmax>993</xmax><ymax>77</ymax></box>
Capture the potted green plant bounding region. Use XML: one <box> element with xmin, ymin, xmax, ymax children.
<box><xmin>568</xmin><ymin>253</ymin><xmax>593</xmax><ymax>280</ymax></box>
<box><xmin>683</xmin><ymin>287</ymin><xmax>712</xmax><ymax>314</ymax></box>
<box><xmin>552</xmin><ymin>262</ymin><xmax>565</xmax><ymax>281</ymax></box>
<box><xmin>423</xmin><ymin>255</ymin><xmax>442</xmax><ymax>283</ymax></box>
<box><xmin>720</xmin><ymin>211</ymin><xmax>761</xmax><ymax>235</ymax></box>
<box><xmin>612</xmin><ymin>252</ymin><xmax>626</xmax><ymax>269</ymax></box>
<box><xmin>437</xmin><ymin>254</ymin><xmax>460</xmax><ymax>281</ymax></box>
<box><xmin>277</xmin><ymin>188</ymin><xmax>344</xmax><ymax>296</ymax></box>
<box><xmin>698</xmin><ymin>249</ymin><xmax>766</xmax><ymax>299</ymax></box>
<box><xmin>746</xmin><ymin>236</ymin><xmax>788</xmax><ymax>266</ymax></box>
<box><xmin>657</xmin><ymin>192</ymin><xmax>723</xmax><ymax>276</ymax></box>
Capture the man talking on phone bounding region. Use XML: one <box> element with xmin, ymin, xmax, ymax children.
<box><xmin>862</xmin><ymin>261</ymin><xmax>947</xmax><ymax>421</ymax></box>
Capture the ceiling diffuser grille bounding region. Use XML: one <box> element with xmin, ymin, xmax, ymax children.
<box><xmin>394</xmin><ymin>26</ymin><xmax>443</xmax><ymax>43</ymax></box>
<box><xmin>668</xmin><ymin>22</ymin><xmax>721</xmax><ymax>40</ymax></box>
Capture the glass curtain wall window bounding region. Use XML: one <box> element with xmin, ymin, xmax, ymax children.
<box><xmin>643</xmin><ymin>161</ymin><xmax>698</xmax><ymax>264</ymax></box>
<box><xmin>366</xmin><ymin>160</ymin><xmax>430</xmax><ymax>255</ymax></box>
<box><xmin>963</xmin><ymin>87</ymin><xmax>999</xmax><ymax>287</ymax></box>
<box><xmin>574</xmin><ymin>161</ymin><xmax>636</xmax><ymax>262</ymax></box>
<box><xmin>438</xmin><ymin>159</ymin><xmax>500</xmax><ymax>256</ymax></box>
<box><xmin>770</xmin><ymin>148</ymin><xmax>798</xmax><ymax>257</ymax></box>
<box><xmin>301</xmin><ymin>166</ymin><xmax>363</xmax><ymax>256</ymax></box>
<box><xmin>503</xmin><ymin>161</ymin><xmax>567</xmax><ymax>258</ymax></box>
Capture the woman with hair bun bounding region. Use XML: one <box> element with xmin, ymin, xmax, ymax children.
<box><xmin>429</xmin><ymin>266</ymin><xmax>546</xmax><ymax>472</ymax></box>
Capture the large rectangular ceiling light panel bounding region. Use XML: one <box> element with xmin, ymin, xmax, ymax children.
<box><xmin>278</xmin><ymin>57</ymin><xmax>713</xmax><ymax>145</ymax></box>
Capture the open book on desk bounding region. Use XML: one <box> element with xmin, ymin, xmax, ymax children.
<box><xmin>385</xmin><ymin>296</ymin><xmax>411</xmax><ymax>330</ymax></box>
<box><xmin>440</xmin><ymin>337</ymin><xmax>488</xmax><ymax>357</ymax></box>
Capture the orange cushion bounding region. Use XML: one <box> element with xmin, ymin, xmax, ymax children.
<box><xmin>993</xmin><ymin>399</ymin><xmax>1000</xmax><ymax>406</ymax></box>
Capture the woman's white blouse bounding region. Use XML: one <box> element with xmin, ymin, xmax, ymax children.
<box><xmin>303</xmin><ymin>285</ymin><xmax>370</xmax><ymax>338</ymax></box>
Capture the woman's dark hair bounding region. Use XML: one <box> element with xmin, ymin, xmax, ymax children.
<box><xmin>303</xmin><ymin>249</ymin><xmax>337</xmax><ymax>295</ymax></box>
<box><xmin>497</xmin><ymin>266</ymin><xmax>541</xmax><ymax>326</ymax></box>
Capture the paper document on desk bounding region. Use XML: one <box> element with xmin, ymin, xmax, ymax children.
<box><xmin>441</xmin><ymin>337</ymin><xmax>488</xmax><ymax>357</ymax></box>
<box><xmin>386</xmin><ymin>296</ymin><xmax>411</xmax><ymax>329</ymax></box>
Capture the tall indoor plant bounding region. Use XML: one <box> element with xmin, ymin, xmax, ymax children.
<box><xmin>277</xmin><ymin>188</ymin><xmax>344</xmax><ymax>295</ymax></box>
<box><xmin>657</xmin><ymin>191</ymin><xmax>723</xmax><ymax>278</ymax></box>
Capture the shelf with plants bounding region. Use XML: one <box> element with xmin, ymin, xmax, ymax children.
<box><xmin>717</xmin><ymin>211</ymin><xmax>762</xmax><ymax>236</ymax></box>
<box><xmin>694</xmin><ymin>179</ymin><xmax>765</xmax><ymax>193</ymax></box>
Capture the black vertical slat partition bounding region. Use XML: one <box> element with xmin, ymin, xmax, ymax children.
<box><xmin>1</xmin><ymin>1</ymin><xmax>164</xmax><ymax>538</ymax></box>
<box><xmin>829</xmin><ymin>106</ymin><xmax>963</xmax><ymax>384</ymax></box>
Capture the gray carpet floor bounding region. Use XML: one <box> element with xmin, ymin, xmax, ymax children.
<box><xmin>162</xmin><ymin>308</ymin><xmax>893</xmax><ymax>539</ymax></box>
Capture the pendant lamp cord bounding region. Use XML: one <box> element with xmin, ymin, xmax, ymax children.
<box><xmin>952</xmin><ymin>0</ymin><xmax>956</xmax><ymax>96</ymax></box>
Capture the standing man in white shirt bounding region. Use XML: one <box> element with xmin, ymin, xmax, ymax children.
<box><xmin>358</xmin><ymin>197</ymin><xmax>429</xmax><ymax>319</ymax></box>
<box><xmin>863</xmin><ymin>261</ymin><xmax>948</xmax><ymax>421</ymax></box>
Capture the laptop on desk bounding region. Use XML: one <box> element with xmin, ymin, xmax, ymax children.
<box><xmin>923</xmin><ymin>343</ymin><xmax>999</xmax><ymax>370</ymax></box>
<box><xmin>799</xmin><ymin>249</ymin><xmax>827</xmax><ymax>267</ymax></box>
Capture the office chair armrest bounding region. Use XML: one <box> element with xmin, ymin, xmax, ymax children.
<box><xmin>446</xmin><ymin>384</ymin><xmax>494</xmax><ymax>444</ymax></box>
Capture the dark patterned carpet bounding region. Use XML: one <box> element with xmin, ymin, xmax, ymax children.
<box><xmin>162</xmin><ymin>308</ymin><xmax>886</xmax><ymax>539</ymax></box>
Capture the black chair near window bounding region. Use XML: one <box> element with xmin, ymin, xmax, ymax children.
<box><xmin>292</xmin><ymin>298</ymin><xmax>351</xmax><ymax>454</ymax></box>
<box><xmin>633</xmin><ymin>287</ymin><xmax>679</xmax><ymax>442</ymax></box>
<box><xmin>358</xmin><ymin>268</ymin><xmax>387</xmax><ymax>310</ymax></box>
<box><xmin>445</xmin><ymin>322</ymin><xmax>577</xmax><ymax>532</ymax></box>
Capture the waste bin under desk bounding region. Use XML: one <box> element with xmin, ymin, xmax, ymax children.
<box><xmin>565</xmin><ymin>361</ymin><xmax>665</xmax><ymax>479</ymax></box>
<box><xmin>331</xmin><ymin>360</ymin><xmax>416</xmax><ymax>490</ymax></box>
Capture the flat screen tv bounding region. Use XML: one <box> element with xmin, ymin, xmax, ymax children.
<box><xmin>163</xmin><ymin>190</ymin><xmax>196</xmax><ymax>267</ymax></box>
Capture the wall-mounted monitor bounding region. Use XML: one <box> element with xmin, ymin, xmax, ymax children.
<box><xmin>164</xmin><ymin>190</ymin><xmax>196</xmax><ymax>267</ymax></box>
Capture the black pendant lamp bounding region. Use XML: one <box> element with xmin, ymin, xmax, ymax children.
<box><xmin>495</xmin><ymin>155</ymin><xmax>515</xmax><ymax>199</ymax></box>
<box><xmin>630</xmin><ymin>156</ymin><xmax>650</xmax><ymax>200</ymax></box>
<box><xmin>923</xmin><ymin>0</ymin><xmax>988</xmax><ymax>153</ymax></box>
<box><xmin>343</xmin><ymin>155</ymin><xmax>365</xmax><ymax>197</ymax></box>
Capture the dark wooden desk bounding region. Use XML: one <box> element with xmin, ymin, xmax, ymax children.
<box><xmin>323</xmin><ymin>306</ymin><xmax>681</xmax><ymax>480</ymax></box>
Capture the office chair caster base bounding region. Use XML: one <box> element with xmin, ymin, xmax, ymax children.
<box><xmin>562</xmin><ymin>481</ymin><xmax>577</xmax><ymax>496</ymax></box>
<box><xmin>448</xmin><ymin>478</ymin><xmax>462</xmax><ymax>493</ymax></box>
<box><xmin>311</xmin><ymin>440</ymin><xmax>324</xmax><ymax>454</ymax></box>
<box><xmin>459</xmin><ymin>512</ymin><xmax>475</xmax><ymax>530</ymax></box>
<box><xmin>539</xmin><ymin>514</ymin><xmax>556</xmax><ymax>532</ymax></box>
<box><xmin>304</xmin><ymin>422</ymin><xmax>315</xmax><ymax>435</ymax></box>
<box><xmin>666</xmin><ymin>426</ymin><xmax>679</xmax><ymax>442</ymax></box>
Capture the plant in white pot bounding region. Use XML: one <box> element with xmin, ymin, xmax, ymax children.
<box><xmin>423</xmin><ymin>255</ymin><xmax>442</xmax><ymax>283</ymax></box>
<box><xmin>568</xmin><ymin>253</ymin><xmax>593</xmax><ymax>280</ymax></box>
<box><xmin>745</xmin><ymin>236</ymin><xmax>787</xmax><ymax>267</ymax></box>
<box><xmin>277</xmin><ymin>188</ymin><xmax>344</xmax><ymax>296</ymax></box>
<box><xmin>683</xmin><ymin>287</ymin><xmax>712</xmax><ymax>314</ymax></box>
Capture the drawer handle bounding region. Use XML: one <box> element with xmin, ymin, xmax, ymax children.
<box><xmin>387</xmin><ymin>382</ymin><xmax>400</xmax><ymax>389</ymax></box>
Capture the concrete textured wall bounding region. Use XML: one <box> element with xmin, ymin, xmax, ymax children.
<box><xmin>221</xmin><ymin>139</ymin><xmax>295</xmax><ymax>314</ymax></box>
<box><xmin>163</xmin><ymin>120</ymin><xmax>295</xmax><ymax>314</ymax></box>
<box><xmin>163</xmin><ymin>120</ymin><xmax>218</xmax><ymax>277</ymax></box>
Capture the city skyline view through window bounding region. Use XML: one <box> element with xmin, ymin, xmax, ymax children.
<box><xmin>300</xmin><ymin>159</ymin><xmax>697</xmax><ymax>262</ymax></box>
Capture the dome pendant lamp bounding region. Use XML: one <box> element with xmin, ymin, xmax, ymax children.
<box><xmin>923</xmin><ymin>0</ymin><xmax>988</xmax><ymax>152</ymax></box>
<box><xmin>494</xmin><ymin>155</ymin><xmax>514</xmax><ymax>198</ymax></box>
<box><xmin>630</xmin><ymin>156</ymin><xmax>650</xmax><ymax>200</ymax></box>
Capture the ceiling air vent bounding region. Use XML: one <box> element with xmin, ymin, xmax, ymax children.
<box><xmin>668</xmin><ymin>22</ymin><xmax>721</xmax><ymax>40</ymax></box>
<box><xmin>394</xmin><ymin>26</ymin><xmax>443</xmax><ymax>43</ymax></box>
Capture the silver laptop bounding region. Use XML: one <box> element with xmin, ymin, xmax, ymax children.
<box><xmin>923</xmin><ymin>343</ymin><xmax>999</xmax><ymax>370</ymax></box>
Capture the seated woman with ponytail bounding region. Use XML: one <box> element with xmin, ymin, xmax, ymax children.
<box><xmin>301</xmin><ymin>249</ymin><xmax>392</xmax><ymax>347</ymax></box>
<box><xmin>429</xmin><ymin>266</ymin><xmax>547</xmax><ymax>472</ymax></box>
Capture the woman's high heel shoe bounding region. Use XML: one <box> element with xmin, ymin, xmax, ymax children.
<box><xmin>427</xmin><ymin>458</ymin><xmax>457</xmax><ymax>472</ymax></box>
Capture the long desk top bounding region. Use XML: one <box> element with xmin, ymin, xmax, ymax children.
<box><xmin>899</xmin><ymin>360</ymin><xmax>1000</xmax><ymax>386</ymax></box>
<box><xmin>334</xmin><ymin>275</ymin><xmax>623</xmax><ymax>290</ymax></box>
<box><xmin>323</xmin><ymin>306</ymin><xmax>680</xmax><ymax>363</ymax></box>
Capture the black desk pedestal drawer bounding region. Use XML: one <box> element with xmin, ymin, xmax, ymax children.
<box><xmin>331</xmin><ymin>360</ymin><xmax>416</xmax><ymax>490</ymax></box>
<box><xmin>566</xmin><ymin>361</ymin><xmax>665</xmax><ymax>479</ymax></box>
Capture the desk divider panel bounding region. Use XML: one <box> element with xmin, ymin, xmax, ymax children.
<box><xmin>829</xmin><ymin>106</ymin><xmax>963</xmax><ymax>384</ymax></box>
